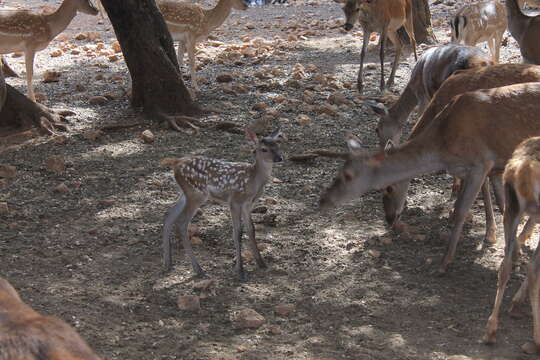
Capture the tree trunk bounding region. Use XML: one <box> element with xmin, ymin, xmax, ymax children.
<box><xmin>100</xmin><ymin>0</ymin><xmax>201</xmax><ymax>131</ymax></box>
<box><xmin>398</xmin><ymin>0</ymin><xmax>437</xmax><ymax>45</ymax></box>
<box><xmin>412</xmin><ymin>0</ymin><xmax>436</xmax><ymax>44</ymax></box>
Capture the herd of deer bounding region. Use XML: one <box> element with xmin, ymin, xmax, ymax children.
<box><xmin>3</xmin><ymin>0</ymin><xmax>540</xmax><ymax>357</ymax></box>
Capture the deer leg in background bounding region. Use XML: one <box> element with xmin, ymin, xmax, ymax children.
<box><xmin>386</xmin><ymin>29</ymin><xmax>402</xmax><ymax>89</ymax></box>
<box><xmin>379</xmin><ymin>25</ymin><xmax>389</xmax><ymax>91</ymax></box>
<box><xmin>24</xmin><ymin>49</ymin><xmax>36</xmax><ymax>101</ymax></box>
<box><xmin>482</xmin><ymin>180</ymin><xmax>497</xmax><ymax>244</ymax></box>
<box><xmin>357</xmin><ymin>31</ymin><xmax>370</xmax><ymax>93</ymax></box>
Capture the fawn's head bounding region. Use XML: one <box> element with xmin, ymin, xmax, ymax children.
<box><xmin>246</xmin><ymin>128</ymin><xmax>285</xmax><ymax>164</ymax></box>
<box><xmin>76</xmin><ymin>0</ymin><xmax>99</xmax><ymax>15</ymax></box>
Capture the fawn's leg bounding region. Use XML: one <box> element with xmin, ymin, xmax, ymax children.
<box><xmin>242</xmin><ymin>203</ymin><xmax>266</xmax><ymax>269</ymax></box>
<box><xmin>162</xmin><ymin>194</ymin><xmax>186</xmax><ymax>271</ymax></box>
<box><xmin>230</xmin><ymin>202</ymin><xmax>246</xmax><ymax>281</ymax></box>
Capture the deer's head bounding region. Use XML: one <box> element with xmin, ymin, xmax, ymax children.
<box><xmin>231</xmin><ymin>0</ymin><xmax>250</xmax><ymax>11</ymax></box>
<box><xmin>366</xmin><ymin>101</ymin><xmax>403</xmax><ymax>149</ymax></box>
<box><xmin>77</xmin><ymin>0</ymin><xmax>99</xmax><ymax>15</ymax></box>
<box><xmin>319</xmin><ymin>135</ymin><xmax>382</xmax><ymax>211</ymax></box>
<box><xmin>333</xmin><ymin>0</ymin><xmax>361</xmax><ymax>31</ymax></box>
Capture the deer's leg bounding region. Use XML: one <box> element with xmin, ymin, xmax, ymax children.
<box><xmin>484</xmin><ymin>184</ymin><xmax>523</xmax><ymax>344</ymax></box>
<box><xmin>450</xmin><ymin>177</ymin><xmax>462</xmax><ymax>200</ymax></box>
<box><xmin>493</xmin><ymin>31</ymin><xmax>504</xmax><ymax>63</ymax></box>
<box><xmin>385</xmin><ymin>30</ymin><xmax>401</xmax><ymax>89</ymax></box>
<box><xmin>186</xmin><ymin>39</ymin><xmax>199</xmax><ymax>92</ymax></box>
<box><xmin>509</xmin><ymin>239</ymin><xmax>540</xmax><ymax>317</ymax></box>
<box><xmin>24</xmin><ymin>49</ymin><xmax>36</xmax><ymax>102</ymax></box>
<box><xmin>178</xmin><ymin>195</ymin><xmax>207</xmax><ymax>277</ymax></box>
<box><xmin>440</xmin><ymin>165</ymin><xmax>491</xmax><ymax>273</ymax></box>
<box><xmin>490</xmin><ymin>174</ymin><xmax>505</xmax><ymax>213</ymax></box>
<box><xmin>357</xmin><ymin>31</ymin><xmax>370</xmax><ymax>93</ymax></box>
<box><xmin>177</xmin><ymin>41</ymin><xmax>185</xmax><ymax>69</ymax></box>
<box><xmin>230</xmin><ymin>202</ymin><xmax>247</xmax><ymax>282</ymax></box>
<box><xmin>526</xmin><ymin>247</ymin><xmax>540</xmax><ymax>353</ymax></box>
<box><xmin>242</xmin><ymin>203</ymin><xmax>266</xmax><ymax>269</ymax></box>
<box><xmin>516</xmin><ymin>218</ymin><xmax>536</xmax><ymax>262</ymax></box>
<box><xmin>404</xmin><ymin>6</ymin><xmax>417</xmax><ymax>61</ymax></box>
<box><xmin>378</xmin><ymin>26</ymin><xmax>390</xmax><ymax>91</ymax></box>
<box><xmin>162</xmin><ymin>194</ymin><xmax>187</xmax><ymax>271</ymax></box>
<box><xmin>482</xmin><ymin>180</ymin><xmax>497</xmax><ymax>244</ymax></box>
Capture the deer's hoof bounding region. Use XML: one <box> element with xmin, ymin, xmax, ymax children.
<box><xmin>482</xmin><ymin>332</ymin><xmax>497</xmax><ymax>345</ymax></box>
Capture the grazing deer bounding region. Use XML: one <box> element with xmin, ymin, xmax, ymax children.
<box><xmin>450</xmin><ymin>0</ymin><xmax>507</xmax><ymax>62</ymax></box>
<box><xmin>0</xmin><ymin>277</ymin><xmax>102</xmax><ymax>360</ymax></box>
<box><xmin>484</xmin><ymin>137</ymin><xmax>540</xmax><ymax>353</ymax></box>
<box><xmin>158</xmin><ymin>0</ymin><xmax>248</xmax><ymax>92</ymax></box>
<box><xmin>369</xmin><ymin>44</ymin><xmax>493</xmax><ymax>148</ymax></box>
<box><xmin>161</xmin><ymin>129</ymin><xmax>284</xmax><ymax>281</ymax></box>
<box><xmin>506</xmin><ymin>0</ymin><xmax>540</xmax><ymax>64</ymax></box>
<box><xmin>320</xmin><ymin>82</ymin><xmax>540</xmax><ymax>273</ymax></box>
<box><xmin>0</xmin><ymin>0</ymin><xmax>98</xmax><ymax>102</ymax></box>
<box><xmin>335</xmin><ymin>0</ymin><xmax>417</xmax><ymax>93</ymax></box>
<box><xmin>379</xmin><ymin>64</ymin><xmax>540</xmax><ymax>249</ymax></box>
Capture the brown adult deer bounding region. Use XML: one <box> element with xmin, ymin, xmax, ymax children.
<box><xmin>369</xmin><ymin>44</ymin><xmax>493</xmax><ymax>148</ymax></box>
<box><xmin>335</xmin><ymin>0</ymin><xmax>417</xmax><ymax>93</ymax></box>
<box><xmin>379</xmin><ymin>64</ymin><xmax>540</xmax><ymax>251</ymax></box>
<box><xmin>0</xmin><ymin>0</ymin><xmax>99</xmax><ymax>102</ymax></box>
<box><xmin>161</xmin><ymin>129</ymin><xmax>284</xmax><ymax>281</ymax></box>
<box><xmin>0</xmin><ymin>276</ymin><xmax>102</xmax><ymax>360</ymax></box>
<box><xmin>506</xmin><ymin>0</ymin><xmax>540</xmax><ymax>64</ymax></box>
<box><xmin>158</xmin><ymin>0</ymin><xmax>248</xmax><ymax>92</ymax></box>
<box><xmin>320</xmin><ymin>81</ymin><xmax>540</xmax><ymax>273</ymax></box>
<box><xmin>484</xmin><ymin>137</ymin><xmax>540</xmax><ymax>353</ymax></box>
<box><xmin>450</xmin><ymin>0</ymin><xmax>507</xmax><ymax>62</ymax></box>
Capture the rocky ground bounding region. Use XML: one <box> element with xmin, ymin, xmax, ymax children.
<box><xmin>1</xmin><ymin>0</ymin><xmax>540</xmax><ymax>359</ymax></box>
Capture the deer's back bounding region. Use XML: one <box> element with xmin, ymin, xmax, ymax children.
<box><xmin>0</xmin><ymin>278</ymin><xmax>101</xmax><ymax>360</ymax></box>
<box><xmin>431</xmin><ymin>83</ymin><xmax>540</xmax><ymax>169</ymax></box>
<box><xmin>411</xmin><ymin>64</ymin><xmax>540</xmax><ymax>138</ymax></box>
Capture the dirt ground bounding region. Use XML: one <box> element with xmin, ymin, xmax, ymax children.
<box><xmin>2</xmin><ymin>0</ymin><xmax>540</xmax><ymax>359</ymax></box>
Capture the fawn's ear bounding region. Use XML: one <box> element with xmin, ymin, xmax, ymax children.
<box><xmin>365</xmin><ymin>101</ymin><xmax>389</xmax><ymax>117</ymax></box>
<box><xmin>346</xmin><ymin>134</ymin><xmax>363</xmax><ymax>154</ymax></box>
<box><xmin>245</xmin><ymin>128</ymin><xmax>258</xmax><ymax>145</ymax></box>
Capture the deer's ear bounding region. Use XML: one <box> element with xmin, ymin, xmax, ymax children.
<box><xmin>346</xmin><ymin>134</ymin><xmax>362</xmax><ymax>153</ymax></box>
<box><xmin>270</xmin><ymin>129</ymin><xmax>286</xmax><ymax>141</ymax></box>
<box><xmin>365</xmin><ymin>101</ymin><xmax>389</xmax><ymax>117</ymax></box>
<box><xmin>245</xmin><ymin>128</ymin><xmax>258</xmax><ymax>144</ymax></box>
<box><xmin>384</xmin><ymin>139</ymin><xmax>395</xmax><ymax>153</ymax></box>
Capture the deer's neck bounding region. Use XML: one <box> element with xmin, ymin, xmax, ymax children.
<box><xmin>506</xmin><ymin>0</ymin><xmax>530</xmax><ymax>40</ymax></box>
<box><xmin>204</xmin><ymin>0</ymin><xmax>233</xmax><ymax>33</ymax></box>
<box><xmin>250</xmin><ymin>157</ymin><xmax>274</xmax><ymax>189</ymax></box>
<box><xmin>44</xmin><ymin>0</ymin><xmax>78</xmax><ymax>39</ymax></box>
<box><xmin>368</xmin><ymin>140</ymin><xmax>444</xmax><ymax>191</ymax></box>
<box><xmin>388</xmin><ymin>85</ymin><xmax>418</xmax><ymax>126</ymax></box>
